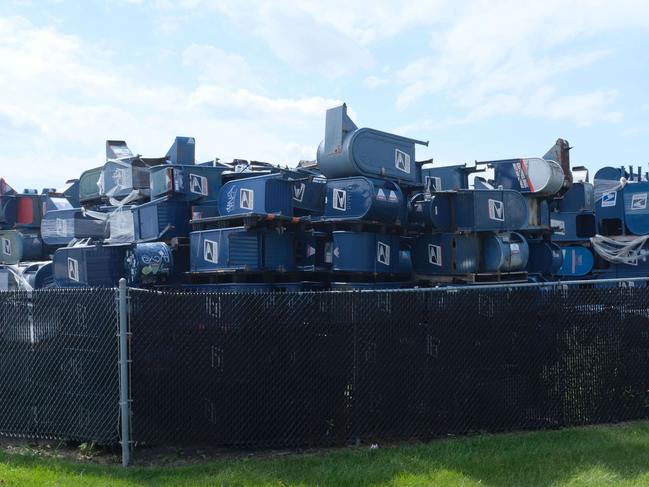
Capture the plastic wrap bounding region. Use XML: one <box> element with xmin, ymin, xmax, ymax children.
<box><xmin>41</xmin><ymin>209</ymin><xmax>109</xmax><ymax>246</ymax></box>
<box><xmin>593</xmin><ymin>178</ymin><xmax>626</xmax><ymax>202</ymax></box>
<box><xmin>84</xmin><ymin>207</ymin><xmax>134</xmax><ymax>244</ymax></box>
<box><xmin>100</xmin><ymin>157</ymin><xmax>152</xmax><ymax>205</ymax></box>
<box><xmin>41</xmin><ymin>215</ymin><xmax>74</xmax><ymax>240</ymax></box>
<box><xmin>590</xmin><ymin>234</ymin><xmax>649</xmax><ymax>265</ymax></box>
<box><xmin>106</xmin><ymin>207</ymin><xmax>135</xmax><ymax>243</ymax></box>
<box><xmin>1</xmin><ymin>264</ymin><xmax>34</xmax><ymax>291</ymax></box>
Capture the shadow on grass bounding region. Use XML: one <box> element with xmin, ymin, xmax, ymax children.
<box><xmin>2</xmin><ymin>422</ymin><xmax>649</xmax><ymax>486</ymax></box>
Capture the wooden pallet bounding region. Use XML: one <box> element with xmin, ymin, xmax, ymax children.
<box><xmin>417</xmin><ymin>271</ymin><xmax>529</xmax><ymax>285</ymax></box>
<box><xmin>308</xmin><ymin>218</ymin><xmax>404</xmax><ymax>234</ymax></box>
<box><xmin>190</xmin><ymin>212</ymin><xmax>303</xmax><ymax>231</ymax></box>
<box><xmin>185</xmin><ymin>269</ymin><xmax>411</xmax><ymax>285</ymax></box>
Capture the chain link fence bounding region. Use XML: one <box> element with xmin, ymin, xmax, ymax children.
<box><xmin>128</xmin><ymin>282</ymin><xmax>649</xmax><ymax>447</ymax></box>
<box><xmin>0</xmin><ymin>282</ymin><xmax>648</xmax><ymax>453</ymax></box>
<box><xmin>0</xmin><ymin>288</ymin><xmax>120</xmax><ymax>442</ymax></box>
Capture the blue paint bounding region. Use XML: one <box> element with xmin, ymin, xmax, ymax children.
<box><xmin>594</xmin><ymin>167</ymin><xmax>626</xmax><ymax>236</ymax></box>
<box><xmin>53</xmin><ymin>243</ymin><xmax>129</xmax><ymax>287</ymax></box>
<box><xmin>595</xmin><ymin>258</ymin><xmax>649</xmax><ymax>279</ymax></box>
<box><xmin>399</xmin><ymin>249</ymin><xmax>412</xmax><ymax>275</ymax></box>
<box><xmin>322</xmin><ymin>177</ymin><xmax>406</xmax><ymax>224</ymax></box>
<box><xmin>295</xmin><ymin>231</ymin><xmax>331</xmax><ymax>271</ymax></box>
<box><xmin>316</xmin><ymin>104</ymin><xmax>427</xmax><ymax>185</ymax></box>
<box><xmin>409</xmin><ymin>189</ymin><xmax>527</xmax><ymax>232</ymax></box>
<box><xmin>412</xmin><ymin>232</ymin><xmax>528</xmax><ymax>275</ymax></box>
<box><xmin>191</xmin><ymin>203</ymin><xmax>220</xmax><ymax>220</ymax></box>
<box><xmin>41</xmin><ymin>208</ymin><xmax>108</xmax><ymax>246</ymax></box>
<box><xmin>125</xmin><ymin>242</ymin><xmax>174</xmax><ymax>287</ymax></box>
<box><xmin>550</xmin><ymin>211</ymin><xmax>596</xmax><ymax>241</ymax></box>
<box><xmin>32</xmin><ymin>262</ymin><xmax>54</xmax><ymax>289</ymax></box>
<box><xmin>488</xmin><ymin>158</ymin><xmax>565</xmax><ymax>196</ymax></box>
<box><xmin>0</xmin><ymin>195</ymin><xmax>17</xmax><ymax>229</ymax></box>
<box><xmin>411</xmin><ymin>233</ymin><xmax>480</xmax><ymax>275</ymax></box>
<box><xmin>558</xmin><ymin>182</ymin><xmax>594</xmax><ymax>212</ymax></box>
<box><xmin>291</xmin><ymin>177</ymin><xmax>326</xmax><ymax>216</ymax></box>
<box><xmin>556</xmin><ymin>246</ymin><xmax>594</xmax><ymax>277</ymax></box>
<box><xmin>101</xmin><ymin>159</ymin><xmax>153</xmax><ymax>199</ymax></box>
<box><xmin>408</xmin><ymin>193</ymin><xmax>452</xmax><ymax>231</ymax></box>
<box><xmin>623</xmin><ymin>182</ymin><xmax>649</xmax><ymax>235</ymax></box>
<box><xmin>594</xmin><ymin>166</ymin><xmax>627</xmax><ymax>182</ymax></box>
<box><xmin>482</xmin><ymin>232</ymin><xmax>529</xmax><ymax>272</ymax></box>
<box><xmin>421</xmin><ymin>164</ymin><xmax>475</xmax><ymax>191</ymax></box>
<box><xmin>131</xmin><ymin>197</ymin><xmax>191</xmax><ymax>242</ymax></box>
<box><xmin>0</xmin><ymin>230</ymin><xmax>44</xmax><ymax>265</ymax></box>
<box><xmin>526</xmin><ymin>241</ymin><xmax>563</xmax><ymax>275</ymax></box>
<box><xmin>454</xmin><ymin>190</ymin><xmax>528</xmax><ymax>232</ymax></box>
<box><xmin>150</xmin><ymin>164</ymin><xmax>225</xmax><ymax>202</ymax></box>
<box><xmin>218</xmin><ymin>174</ymin><xmax>293</xmax><ymax>217</ymax></box>
<box><xmin>190</xmin><ymin>227</ymin><xmax>295</xmax><ymax>272</ymax></box>
<box><xmin>331</xmin><ymin>231</ymin><xmax>401</xmax><ymax>274</ymax></box>
<box><xmin>57</xmin><ymin>179</ymin><xmax>80</xmax><ymax>208</ymax></box>
<box><xmin>165</xmin><ymin>136</ymin><xmax>196</xmax><ymax>165</ymax></box>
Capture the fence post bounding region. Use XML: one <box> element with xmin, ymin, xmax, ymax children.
<box><xmin>118</xmin><ymin>278</ymin><xmax>131</xmax><ymax>467</ymax></box>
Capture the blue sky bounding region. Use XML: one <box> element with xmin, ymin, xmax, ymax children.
<box><xmin>1</xmin><ymin>0</ymin><xmax>648</xmax><ymax>191</ymax></box>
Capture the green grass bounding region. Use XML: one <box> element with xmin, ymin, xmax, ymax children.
<box><xmin>3</xmin><ymin>422</ymin><xmax>649</xmax><ymax>486</ymax></box>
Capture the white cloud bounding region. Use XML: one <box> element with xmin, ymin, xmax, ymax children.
<box><xmin>4</xmin><ymin>1</ymin><xmax>647</xmax><ymax>191</ymax></box>
<box><xmin>454</xmin><ymin>50</ymin><xmax>610</xmax><ymax>108</ymax></box>
<box><xmin>0</xmin><ymin>16</ymin><xmax>343</xmax><ymax>191</ymax></box>
<box><xmin>282</xmin><ymin>0</ymin><xmax>453</xmax><ymax>45</ymax></box>
<box><xmin>0</xmin><ymin>106</ymin><xmax>41</xmax><ymax>133</ymax></box>
<box><xmin>282</xmin><ymin>142</ymin><xmax>318</xmax><ymax>162</ymax></box>
<box><xmin>427</xmin><ymin>0</ymin><xmax>649</xmax><ymax>73</ymax></box>
<box><xmin>385</xmin><ymin>0</ymin><xmax>649</xmax><ymax>124</ymax></box>
<box><xmin>189</xmin><ymin>86</ymin><xmax>339</xmax><ymax>117</ymax></box>
<box><xmin>364</xmin><ymin>75</ymin><xmax>389</xmax><ymax>90</ymax></box>
<box><xmin>114</xmin><ymin>0</ymin><xmax>649</xmax><ymax>96</ymax></box>
<box><xmin>153</xmin><ymin>14</ymin><xmax>191</xmax><ymax>34</ymax></box>
<box><xmin>138</xmin><ymin>0</ymin><xmax>453</xmax><ymax>44</ymax></box>
<box><xmin>115</xmin><ymin>0</ymin><xmax>454</xmax><ymax>77</ymax></box>
<box><xmin>397</xmin><ymin>88</ymin><xmax>622</xmax><ymax>136</ymax></box>
<box><xmin>467</xmin><ymin>87</ymin><xmax>622</xmax><ymax>126</ymax></box>
<box><xmin>622</xmin><ymin>127</ymin><xmax>643</xmax><ymax>136</ymax></box>
<box><xmin>641</xmin><ymin>104</ymin><xmax>649</xmax><ymax>112</ymax></box>
<box><xmin>538</xmin><ymin>89</ymin><xmax>622</xmax><ymax>126</ymax></box>
<box><xmin>250</xmin><ymin>2</ymin><xmax>373</xmax><ymax>79</ymax></box>
<box><xmin>182</xmin><ymin>44</ymin><xmax>257</xmax><ymax>88</ymax></box>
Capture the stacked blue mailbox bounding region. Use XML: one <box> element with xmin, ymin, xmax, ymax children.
<box><xmin>5</xmin><ymin>105</ymin><xmax>649</xmax><ymax>290</ymax></box>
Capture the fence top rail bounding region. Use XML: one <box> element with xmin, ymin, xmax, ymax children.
<box><xmin>123</xmin><ymin>276</ymin><xmax>649</xmax><ymax>297</ymax></box>
<box><xmin>0</xmin><ymin>287</ymin><xmax>119</xmax><ymax>297</ymax></box>
<box><xmin>1</xmin><ymin>277</ymin><xmax>647</xmax><ymax>298</ymax></box>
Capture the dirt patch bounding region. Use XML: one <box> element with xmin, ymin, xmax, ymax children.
<box><xmin>0</xmin><ymin>437</ymin><xmax>120</xmax><ymax>464</ymax></box>
<box><xmin>0</xmin><ymin>436</ymin><xmax>419</xmax><ymax>467</ymax></box>
<box><xmin>0</xmin><ymin>437</ymin><xmax>364</xmax><ymax>467</ymax></box>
